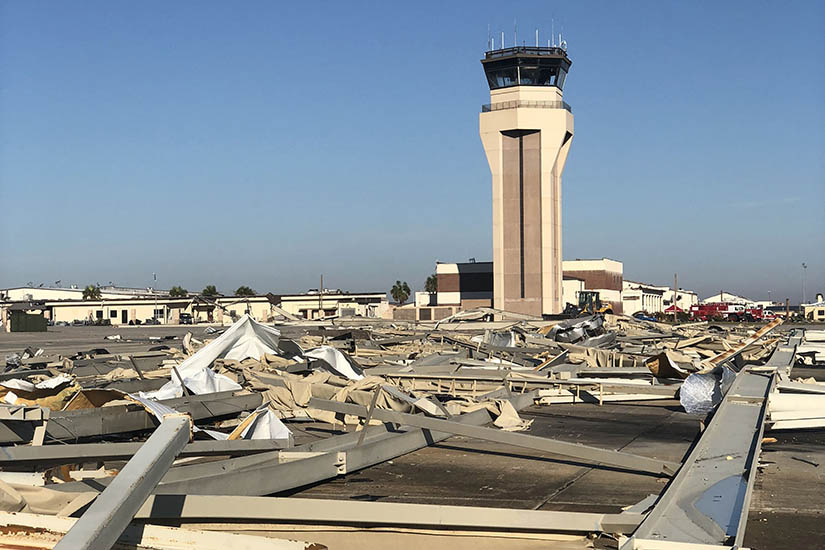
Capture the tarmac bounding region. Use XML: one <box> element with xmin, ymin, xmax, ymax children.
<box><xmin>286</xmin><ymin>399</ymin><xmax>825</xmax><ymax>549</ymax></box>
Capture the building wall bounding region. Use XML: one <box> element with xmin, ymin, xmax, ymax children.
<box><xmin>219</xmin><ymin>299</ymin><xmax>274</xmax><ymax>323</ymax></box>
<box><xmin>701</xmin><ymin>293</ymin><xmax>754</xmax><ymax>305</ymax></box>
<box><xmin>481</xmin><ymin>85</ymin><xmax>573</xmax><ymax>316</ymax></box>
<box><xmin>436</xmin><ymin>262</ymin><xmax>493</xmax><ymax>308</ymax></box>
<box><xmin>563</xmin><ymin>259</ymin><xmax>623</xmax><ymax>291</ymax></box>
<box><xmin>661</xmin><ymin>289</ymin><xmax>699</xmax><ymax>312</ymax></box>
<box><xmin>48</xmin><ymin>301</ymin><xmax>181</xmax><ymax>325</ymax></box>
<box><xmin>803</xmin><ymin>304</ymin><xmax>825</xmax><ymax>321</ymax></box>
<box><xmin>277</xmin><ymin>293</ymin><xmax>387</xmax><ymax>320</ymax></box>
<box><xmin>562</xmin><ymin>278</ymin><xmax>585</xmax><ymax>308</ymax></box>
<box><xmin>563</xmin><ymin>259</ymin><xmax>623</xmax><ymax>314</ymax></box>
<box><xmin>39</xmin><ymin>292</ymin><xmax>388</xmax><ymax>325</ymax></box>
<box><xmin>393</xmin><ymin>305</ymin><xmax>458</xmax><ymax>321</ymax></box>
<box><xmin>622</xmin><ymin>281</ymin><xmax>664</xmax><ymax>314</ymax></box>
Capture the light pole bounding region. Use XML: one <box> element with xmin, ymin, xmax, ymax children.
<box><xmin>153</xmin><ymin>272</ymin><xmax>158</xmax><ymax>323</ymax></box>
<box><xmin>802</xmin><ymin>263</ymin><xmax>807</xmax><ymax>305</ymax></box>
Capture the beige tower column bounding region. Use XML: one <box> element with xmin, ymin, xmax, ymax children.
<box><xmin>480</xmin><ymin>81</ymin><xmax>573</xmax><ymax>316</ymax></box>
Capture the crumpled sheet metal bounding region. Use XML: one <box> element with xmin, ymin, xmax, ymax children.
<box><xmin>544</xmin><ymin>315</ymin><xmax>605</xmax><ymax>344</ymax></box>
<box><xmin>304</xmin><ymin>346</ymin><xmax>364</xmax><ymax>381</ymax></box>
<box><xmin>247</xmin><ymin>369</ymin><xmax>533</xmax><ymax>431</ymax></box>
<box><xmin>645</xmin><ymin>349</ymin><xmax>696</xmax><ymax>379</ymax></box>
<box><xmin>0</xmin><ymin>479</ymin><xmax>90</xmax><ymax>516</ymax></box>
<box><xmin>680</xmin><ymin>366</ymin><xmax>736</xmax><ymax>415</ymax></box>
<box><xmin>141</xmin><ymin>314</ymin><xmax>282</xmax><ymax>400</ymax></box>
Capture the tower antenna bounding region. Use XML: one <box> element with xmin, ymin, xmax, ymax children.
<box><xmin>514</xmin><ymin>20</ymin><xmax>517</xmax><ymax>47</ymax></box>
<box><xmin>501</xmin><ymin>31</ymin><xmax>504</xmax><ymax>49</ymax></box>
<box><xmin>487</xmin><ymin>24</ymin><xmax>491</xmax><ymax>51</ymax></box>
<box><xmin>552</xmin><ymin>19</ymin><xmax>555</xmax><ymax>47</ymax></box>
<box><xmin>535</xmin><ymin>28</ymin><xmax>539</xmax><ymax>47</ymax></box>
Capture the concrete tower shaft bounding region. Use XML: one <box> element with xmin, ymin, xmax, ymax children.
<box><xmin>479</xmin><ymin>46</ymin><xmax>573</xmax><ymax>316</ymax></box>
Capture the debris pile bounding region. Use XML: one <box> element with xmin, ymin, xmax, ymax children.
<box><xmin>0</xmin><ymin>311</ymin><xmax>821</xmax><ymax>549</ymax></box>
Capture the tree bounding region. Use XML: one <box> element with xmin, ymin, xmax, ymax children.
<box><xmin>82</xmin><ymin>285</ymin><xmax>101</xmax><ymax>300</ymax></box>
<box><xmin>201</xmin><ymin>285</ymin><xmax>219</xmax><ymax>297</ymax></box>
<box><xmin>235</xmin><ymin>286</ymin><xmax>256</xmax><ymax>297</ymax></box>
<box><xmin>169</xmin><ymin>285</ymin><xmax>188</xmax><ymax>297</ymax></box>
<box><xmin>425</xmin><ymin>274</ymin><xmax>438</xmax><ymax>294</ymax></box>
<box><xmin>390</xmin><ymin>280</ymin><xmax>411</xmax><ymax>305</ymax></box>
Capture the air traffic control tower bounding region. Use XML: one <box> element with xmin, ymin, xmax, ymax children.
<box><xmin>480</xmin><ymin>45</ymin><xmax>573</xmax><ymax>316</ymax></box>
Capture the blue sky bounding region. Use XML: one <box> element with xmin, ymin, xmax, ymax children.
<box><xmin>1</xmin><ymin>1</ymin><xmax>823</xmax><ymax>302</ymax></box>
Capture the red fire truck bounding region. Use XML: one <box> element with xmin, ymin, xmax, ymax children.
<box><xmin>690</xmin><ymin>303</ymin><xmax>765</xmax><ymax>322</ymax></box>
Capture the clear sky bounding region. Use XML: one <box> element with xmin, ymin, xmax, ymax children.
<box><xmin>1</xmin><ymin>1</ymin><xmax>823</xmax><ymax>302</ymax></box>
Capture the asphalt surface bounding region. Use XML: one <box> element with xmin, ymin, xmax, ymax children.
<box><xmin>0</xmin><ymin>324</ymin><xmax>215</xmax><ymax>357</ymax></box>
<box><xmin>287</xmin><ymin>399</ymin><xmax>825</xmax><ymax>550</ymax></box>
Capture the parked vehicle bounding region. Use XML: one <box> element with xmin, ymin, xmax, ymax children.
<box><xmin>144</xmin><ymin>318</ymin><xmax>161</xmax><ymax>325</ymax></box>
<box><xmin>743</xmin><ymin>307</ymin><xmax>766</xmax><ymax>322</ymax></box>
<box><xmin>179</xmin><ymin>313</ymin><xmax>194</xmax><ymax>325</ymax></box>
<box><xmin>762</xmin><ymin>310</ymin><xmax>778</xmax><ymax>321</ymax></box>
<box><xmin>633</xmin><ymin>311</ymin><xmax>658</xmax><ymax>322</ymax></box>
<box><xmin>690</xmin><ymin>302</ymin><xmax>747</xmax><ymax>322</ymax></box>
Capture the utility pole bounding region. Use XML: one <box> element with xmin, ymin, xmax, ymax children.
<box><xmin>785</xmin><ymin>298</ymin><xmax>790</xmax><ymax>319</ymax></box>
<box><xmin>319</xmin><ymin>274</ymin><xmax>323</xmax><ymax>320</ymax></box>
<box><xmin>801</xmin><ymin>262</ymin><xmax>808</xmax><ymax>304</ymax></box>
<box><xmin>673</xmin><ymin>273</ymin><xmax>678</xmax><ymax>324</ymax></box>
<box><xmin>153</xmin><ymin>272</ymin><xmax>158</xmax><ymax>323</ymax></box>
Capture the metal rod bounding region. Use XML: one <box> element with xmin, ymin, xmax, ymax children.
<box><xmin>128</xmin><ymin>356</ymin><xmax>146</xmax><ymax>380</ymax></box>
<box><xmin>357</xmin><ymin>386</ymin><xmax>382</xmax><ymax>446</ymax></box>
<box><xmin>172</xmin><ymin>366</ymin><xmax>190</xmax><ymax>395</ymax></box>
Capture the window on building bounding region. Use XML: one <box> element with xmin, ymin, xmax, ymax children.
<box><xmin>96</xmin><ymin>310</ymin><xmax>103</xmax><ymax>319</ymax></box>
<box><xmin>154</xmin><ymin>309</ymin><xmax>164</xmax><ymax>318</ymax></box>
<box><xmin>110</xmin><ymin>310</ymin><xmax>118</xmax><ymax>318</ymax></box>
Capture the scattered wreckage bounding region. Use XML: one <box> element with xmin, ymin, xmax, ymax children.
<box><xmin>0</xmin><ymin>311</ymin><xmax>822</xmax><ymax>549</ymax></box>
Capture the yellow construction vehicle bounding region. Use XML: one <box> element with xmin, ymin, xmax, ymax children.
<box><xmin>577</xmin><ymin>291</ymin><xmax>613</xmax><ymax>316</ymax></box>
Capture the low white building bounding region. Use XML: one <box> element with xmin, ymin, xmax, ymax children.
<box><xmin>659</xmin><ymin>287</ymin><xmax>698</xmax><ymax>312</ymax></box>
<box><xmin>562</xmin><ymin>259</ymin><xmax>624</xmax><ymax>314</ymax></box>
<box><xmin>562</xmin><ymin>277</ymin><xmax>586</xmax><ymax>308</ymax></box>
<box><xmin>0</xmin><ymin>285</ymin><xmax>163</xmax><ymax>302</ymax></box>
<box><xmin>701</xmin><ymin>292</ymin><xmax>755</xmax><ymax>306</ymax></box>
<box><xmin>622</xmin><ymin>281</ymin><xmax>664</xmax><ymax>315</ymax></box>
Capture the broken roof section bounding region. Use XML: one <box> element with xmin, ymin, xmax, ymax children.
<box><xmin>142</xmin><ymin>314</ymin><xmax>283</xmax><ymax>400</ymax></box>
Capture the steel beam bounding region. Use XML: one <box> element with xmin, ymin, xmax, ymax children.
<box><xmin>151</xmin><ymin>407</ymin><xmax>498</xmax><ymax>495</ymax></box>
<box><xmin>623</xmin><ymin>337</ymin><xmax>797</xmax><ymax>548</ymax></box>
<box><xmin>55</xmin><ymin>393</ymin><xmax>539</xmax><ymax>498</ymax></box>
<box><xmin>0</xmin><ymin>390</ymin><xmax>261</xmax><ymax>444</ymax></box>
<box><xmin>0</xmin><ymin>438</ymin><xmax>289</xmax><ymax>468</ymax></box>
<box><xmin>54</xmin><ymin>414</ymin><xmax>192</xmax><ymax>550</ymax></box>
<box><xmin>1</xmin><ymin>511</ymin><xmax>313</xmax><ymax>550</ymax></box>
<box><xmin>308</xmin><ymin>397</ymin><xmax>679</xmax><ymax>476</ymax></box>
<box><xmin>133</xmin><ymin>494</ymin><xmax>643</xmax><ymax>535</ymax></box>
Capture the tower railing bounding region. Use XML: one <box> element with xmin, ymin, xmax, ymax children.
<box><xmin>484</xmin><ymin>46</ymin><xmax>569</xmax><ymax>59</ymax></box>
<box><xmin>481</xmin><ymin>100</ymin><xmax>572</xmax><ymax>113</ymax></box>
